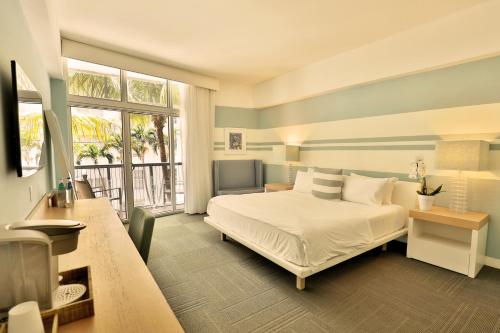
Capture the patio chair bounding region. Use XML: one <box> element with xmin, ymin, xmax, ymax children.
<box><xmin>74</xmin><ymin>175</ymin><xmax>123</xmax><ymax>212</ymax></box>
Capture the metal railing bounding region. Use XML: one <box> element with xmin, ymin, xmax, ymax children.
<box><xmin>74</xmin><ymin>162</ymin><xmax>184</xmax><ymax>217</ymax></box>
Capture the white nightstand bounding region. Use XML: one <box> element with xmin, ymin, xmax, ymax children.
<box><xmin>407</xmin><ymin>206</ymin><xmax>489</xmax><ymax>278</ymax></box>
<box><xmin>265</xmin><ymin>183</ymin><xmax>293</xmax><ymax>192</ymax></box>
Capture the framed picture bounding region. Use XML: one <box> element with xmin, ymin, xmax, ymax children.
<box><xmin>224</xmin><ymin>128</ymin><xmax>246</xmax><ymax>154</ymax></box>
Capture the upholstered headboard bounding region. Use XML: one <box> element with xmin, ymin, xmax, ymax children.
<box><xmin>289</xmin><ymin>165</ymin><xmax>309</xmax><ymax>183</ymax></box>
<box><xmin>290</xmin><ymin>166</ymin><xmax>418</xmax><ymax>211</ymax></box>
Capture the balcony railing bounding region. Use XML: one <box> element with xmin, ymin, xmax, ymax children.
<box><xmin>74</xmin><ymin>162</ymin><xmax>184</xmax><ymax>218</ymax></box>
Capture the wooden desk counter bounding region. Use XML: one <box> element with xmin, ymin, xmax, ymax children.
<box><xmin>29</xmin><ymin>198</ymin><xmax>184</xmax><ymax>333</ymax></box>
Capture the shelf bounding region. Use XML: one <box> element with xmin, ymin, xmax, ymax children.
<box><xmin>409</xmin><ymin>232</ymin><xmax>471</xmax><ymax>275</ymax></box>
<box><xmin>414</xmin><ymin>233</ymin><xmax>470</xmax><ymax>253</ymax></box>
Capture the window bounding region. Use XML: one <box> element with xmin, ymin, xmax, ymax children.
<box><xmin>65</xmin><ymin>58</ymin><xmax>186</xmax><ymax>218</ymax></box>
<box><xmin>126</xmin><ymin>71</ymin><xmax>167</xmax><ymax>107</ymax></box>
<box><xmin>67</xmin><ymin>59</ymin><xmax>121</xmax><ymax>100</ymax></box>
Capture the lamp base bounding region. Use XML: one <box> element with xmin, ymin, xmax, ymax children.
<box><xmin>449</xmin><ymin>171</ymin><xmax>467</xmax><ymax>213</ymax></box>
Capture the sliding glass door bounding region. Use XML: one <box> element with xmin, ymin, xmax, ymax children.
<box><xmin>66</xmin><ymin>57</ymin><xmax>185</xmax><ymax>220</ymax></box>
<box><xmin>71</xmin><ymin>107</ymin><xmax>127</xmax><ymax>218</ymax></box>
<box><xmin>70</xmin><ymin>106</ymin><xmax>183</xmax><ymax>219</ymax></box>
<box><xmin>128</xmin><ymin>112</ymin><xmax>183</xmax><ymax>214</ymax></box>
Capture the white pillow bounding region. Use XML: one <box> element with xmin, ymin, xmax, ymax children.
<box><xmin>351</xmin><ymin>173</ymin><xmax>398</xmax><ymax>204</ymax></box>
<box><xmin>293</xmin><ymin>169</ymin><xmax>313</xmax><ymax>193</ymax></box>
<box><xmin>342</xmin><ymin>175</ymin><xmax>387</xmax><ymax>206</ymax></box>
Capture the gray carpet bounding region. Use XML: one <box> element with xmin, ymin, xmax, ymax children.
<box><xmin>147</xmin><ymin>213</ymin><xmax>500</xmax><ymax>333</ymax></box>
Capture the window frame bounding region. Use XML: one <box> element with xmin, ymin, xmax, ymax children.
<box><xmin>63</xmin><ymin>58</ymin><xmax>179</xmax><ymax>116</ymax></box>
<box><xmin>63</xmin><ymin>57</ymin><xmax>183</xmax><ymax>219</ymax></box>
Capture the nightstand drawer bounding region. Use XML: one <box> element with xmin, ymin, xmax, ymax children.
<box><xmin>409</xmin><ymin>233</ymin><xmax>470</xmax><ymax>274</ymax></box>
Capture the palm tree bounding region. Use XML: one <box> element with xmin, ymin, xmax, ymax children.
<box><xmin>71</xmin><ymin>113</ymin><xmax>119</xmax><ymax>144</ymax></box>
<box><xmin>127</xmin><ymin>79</ymin><xmax>167</xmax><ymax>105</ymax></box>
<box><xmin>69</xmin><ymin>72</ymin><xmax>120</xmax><ymax>100</ymax></box>
<box><xmin>130</xmin><ymin>123</ymin><xmax>157</xmax><ymax>205</ymax></box>
<box><xmin>127</xmin><ymin>80</ymin><xmax>171</xmax><ymax>202</ymax></box>
<box><xmin>19</xmin><ymin>111</ymin><xmax>43</xmax><ymax>166</ymax></box>
<box><xmin>76</xmin><ymin>143</ymin><xmax>115</xmax><ymax>191</ymax></box>
<box><xmin>152</xmin><ymin>115</ymin><xmax>171</xmax><ymax>201</ymax></box>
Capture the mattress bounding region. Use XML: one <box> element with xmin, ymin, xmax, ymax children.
<box><xmin>207</xmin><ymin>191</ymin><xmax>407</xmax><ymax>267</ymax></box>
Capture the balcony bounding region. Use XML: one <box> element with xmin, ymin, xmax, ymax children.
<box><xmin>74</xmin><ymin>162</ymin><xmax>184</xmax><ymax>219</ymax></box>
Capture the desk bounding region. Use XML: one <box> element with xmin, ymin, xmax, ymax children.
<box><xmin>29</xmin><ymin>198</ymin><xmax>184</xmax><ymax>333</ymax></box>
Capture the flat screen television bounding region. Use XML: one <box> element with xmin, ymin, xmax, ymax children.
<box><xmin>10</xmin><ymin>60</ymin><xmax>45</xmax><ymax>177</ymax></box>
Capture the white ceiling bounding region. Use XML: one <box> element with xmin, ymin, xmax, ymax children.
<box><xmin>54</xmin><ymin>0</ymin><xmax>488</xmax><ymax>84</ymax></box>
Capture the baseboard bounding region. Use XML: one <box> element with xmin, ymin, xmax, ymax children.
<box><xmin>485</xmin><ymin>256</ymin><xmax>500</xmax><ymax>269</ymax></box>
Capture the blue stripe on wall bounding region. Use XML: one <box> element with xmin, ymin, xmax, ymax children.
<box><xmin>258</xmin><ymin>55</ymin><xmax>500</xmax><ymax>128</ymax></box>
<box><xmin>215</xmin><ymin>56</ymin><xmax>500</xmax><ymax>129</ymax></box>
<box><xmin>215</xmin><ymin>106</ymin><xmax>259</xmax><ymax>129</ymax></box>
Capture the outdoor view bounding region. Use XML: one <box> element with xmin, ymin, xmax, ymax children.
<box><xmin>68</xmin><ymin>58</ymin><xmax>184</xmax><ymax>218</ymax></box>
<box><xmin>72</xmin><ymin>108</ymin><xmax>126</xmax><ymax>216</ymax></box>
<box><xmin>18</xmin><ymin>102</ymin><xmax>44</xmax><ymax>176</ymax></box>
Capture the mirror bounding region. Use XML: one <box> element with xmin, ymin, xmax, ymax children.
<box><xmin>11</xmin><ymin>61</ymin><xmax>45</xmax><ymax>177</ymax></box>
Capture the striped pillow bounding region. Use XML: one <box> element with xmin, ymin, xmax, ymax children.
<box><xmin>312</xmin><ymin>168</ymin><xmax>343</xmax><ymax>200</ymax></box>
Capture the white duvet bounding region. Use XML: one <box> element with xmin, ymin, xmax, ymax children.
<box><xmin>207</xmin><ymin>191</ymin><xmax>406</xmax><ymax>267</ymax></box>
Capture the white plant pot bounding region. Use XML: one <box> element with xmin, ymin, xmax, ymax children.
<box><xmin>418</xmin><ymin>195</ymin><xmax>435</xmax><ymax>211</ymax></box>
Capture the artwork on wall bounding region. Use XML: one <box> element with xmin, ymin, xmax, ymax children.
<box><xmin>224</xmin><ymin>128</ymin><xmax>246</xmax><ymax>154</ymax></box>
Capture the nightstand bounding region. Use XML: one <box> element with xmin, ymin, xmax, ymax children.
<box><xmin>265</xmin><ymin>183</ymin><xmax>293</xmax><ymax>192</ymax></box>
<box><xmin>407</xmin><ymin>206</ymin><xmax>489</xmax><ymax>278</ymax></box>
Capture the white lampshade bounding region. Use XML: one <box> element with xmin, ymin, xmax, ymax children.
<box><xmin>435</xmin><ymin>140</ymin><xmax>489</xmax><ymax>171</ymax></box>
<box><xmin>272</xmin><ymin>145</ymin><xmax>300</xmax><ymax>162</ymax></box>
<box><xmin>285</xmin><ymin>145</ymin><xmax>300</xmax><ymax>162</ymax></box>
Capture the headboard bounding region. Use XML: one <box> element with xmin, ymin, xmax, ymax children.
<box><xmin>289</xmin><ymin>165</ymin><xmax>309</xmax><ymax>183</ymax></box>
<box><xmin>392</xmin><ymin>181</ymin><xmax>419</xmax><ymax>211</ymax></box>
<box><xmin>289</xmin><ymin>166</ymin><xmax>419</xmax><ymax>211</ymax></box>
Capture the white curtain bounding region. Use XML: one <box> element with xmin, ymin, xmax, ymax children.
<box><xmin>181</xmin><ymin>85</ymin><xmax>214</xmax><ymax>214</ymax></box>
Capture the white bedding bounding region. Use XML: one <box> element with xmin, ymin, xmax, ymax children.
<box><xmin>207</xmin><ymin>191</ymin><xmax>407</xmax><ymax>267</ymax></box>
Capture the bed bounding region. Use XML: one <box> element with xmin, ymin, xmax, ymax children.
<box><xmin>204</xmin><ymin>180</ymin><xmax>418</xmax><ymax>290</ymax></box>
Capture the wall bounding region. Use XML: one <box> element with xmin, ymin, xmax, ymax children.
<box><xmin>0</xmin><ymin>0</ymin><xmax>53</xmax><ymax>223</ymax></box>
<box><xmin>214</xmin><ymin>55</ymin><xmax>500</xmax><ymax>261</ymax></box>
<box><xmin>215</xmin><ymin>80</ymin><xmax>254</xmax><ymax>108</ymax></box>
<box><xmin>253</xmin><ymin>0</ymin><xmax>500</xmax><ymax>108</ymax></box>
<box><xmin>213</xmin><ymin>80</ymin><xmax>263</xmax><ymax>161</ymax></box>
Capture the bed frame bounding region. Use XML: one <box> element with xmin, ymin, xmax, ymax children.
<box><xmin>204</xmin><ymin>180</ymin><xmax>418</xmax><ymax>290</ymax></box>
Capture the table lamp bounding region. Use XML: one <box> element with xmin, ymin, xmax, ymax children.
<box><xmin>286</xmin><ymin>145</ymin><xmax>300</xmax><ymax>184</ymax></box>
<box><xmin>273</xmin><ymin>145</ymin><xmax>300</xmax><ymax>184</ymax></box>
<box><xmin>435</xmin><ymin>140</ymin><xmax>489</xmax><ymax>213</ymax></box>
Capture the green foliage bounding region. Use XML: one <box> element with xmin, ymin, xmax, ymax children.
<box><xmin>76</xmin><ymin>143</ymin><xmax>115</xmax><ymax>165</ymax></box>
<box><xmin>127</xmin><ymin>79</ymin><xmax>167</xmax><ymax>106</ymax></box>
<box><xmin>72</xmin><ymin>113</ymin><xmax>120</xmax><ymax>143</ymax></box>
<box><xmin>68</xmin><ymin>71</ymin><xmax>120</xmax><ymax>100</ymax></box>
<box><xmin>19</xmin><ymin>112</ymin><xmax>43</xmax><ymax>165</ymax></box>
<box><xmin>130</xmin><ymin>123</ymin><xmax>157</xmax><ymax>162</ymax></box>
<box><xmin>416</xmin><ymin>177</ymin><xmax>444</xmax><ymax>196</ymax></box>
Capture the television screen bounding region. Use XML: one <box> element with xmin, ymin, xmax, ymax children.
<box><xmin>11</xmin><ymin>61</ymin><xmax>45</xmax><ymax>177</ymax></box>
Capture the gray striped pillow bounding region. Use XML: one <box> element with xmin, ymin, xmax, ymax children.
<box><xmin>312</xmin><ymin>168</ymin><xmax>343</xmax><ymax>200</ymax></box>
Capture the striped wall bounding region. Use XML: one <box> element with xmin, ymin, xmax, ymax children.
<box><xmin>213</xmin><ymin>55</ymin><xmax>500</xmax><ymax>260</ymax></box>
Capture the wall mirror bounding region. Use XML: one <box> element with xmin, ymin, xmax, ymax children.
<box><xmin>11</xmin><ymin>61</ymin><xmax>45</xmax><ymax>177</ymax></box>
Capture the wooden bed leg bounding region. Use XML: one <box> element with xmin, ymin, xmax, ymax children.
<box><xmin>220</xmin><ymin>232</ymin><xmax>227</xmax><ymax>241</ymax></box>
<box><xmin>382</xmin><ymin>243</ymin><xmax>387</xmax><ymax>252</ymax></box>
<box><xmin>296</xmin><ymin>276</ymin><xmax>305</xmax><ymax>290</ymax></box>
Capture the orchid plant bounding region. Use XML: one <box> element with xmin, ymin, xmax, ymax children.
<box><xmin>408</xmin><ymin>157</ymin><xmax>443</xmax><ymax>196</ymax></box>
